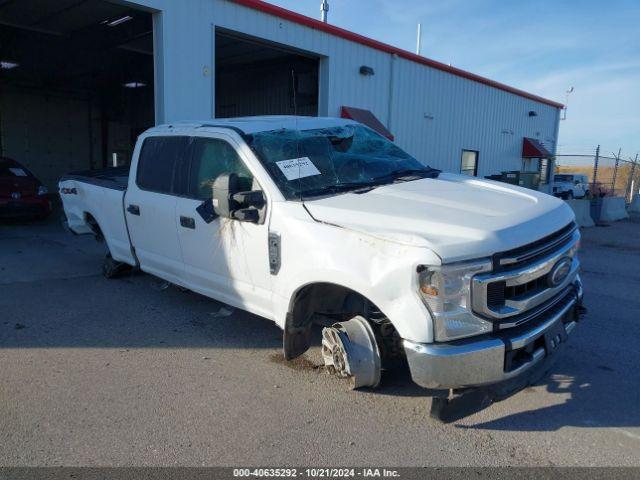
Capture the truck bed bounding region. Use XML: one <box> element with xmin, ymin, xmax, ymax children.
<box><xmin>59</xmin><ymin>166</ymin><xmax>136</xmax><ymax>266</ymax></box>
<box><xmin>60</xmin><ymin>166</ymin><xmax>129</xmax><ymax>191</ymax></box>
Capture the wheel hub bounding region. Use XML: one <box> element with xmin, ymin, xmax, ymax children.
<box><xmin>321</xmin><ymin>316</ymin><xmax>381</xmax><ymax>388</ymax></box>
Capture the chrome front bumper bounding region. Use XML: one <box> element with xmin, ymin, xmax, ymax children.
<box><xmin>404</xmin><ymin>279</ymin><xmax>583</xmax><ymax>390</ymax></box>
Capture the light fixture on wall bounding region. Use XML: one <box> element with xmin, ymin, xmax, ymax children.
<box><xmin>123</xmin><ymin>81</ymin><xmax>147</xmax><ymax>88</ymax></box>
<box><xmin>528</xmin><ymin>110</ymin><xmax>538</xmax><ymax>117</ymax></box>
<box><xmin>0</xmin><ymin>61</ymin><xmax>19</xmax><ymax>70</ymax></box>
<box><xmin>102</xmin><ymin>15</ymin><xmax>133</xmax><ymax>27</ymax></box>
<box><xmin>359</xmin><ymin>65</ymin><xmax>375</xmax><ymax>76</ymax></box>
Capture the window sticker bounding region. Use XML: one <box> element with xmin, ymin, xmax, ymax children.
<box><xmin>275</xmin><ymin>157</ymin><xmax>321</xmax><ymax>181</ymax></box>
<box><xmin>9</xmin><ymin>168</ymin><xmax>28</xmax><ymax>177</ymax></box>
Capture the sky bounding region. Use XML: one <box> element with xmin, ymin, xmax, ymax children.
<box><xmin>267</xmin><ymin>0</ymin><xmax>640</xmax><ymax>160</ymax></box>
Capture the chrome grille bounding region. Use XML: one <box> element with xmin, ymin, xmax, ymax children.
<box><xmin>472</xmin><ymin>223</ymin><xmax>580</xmax><ymax>327</ymax></box>
<box><xmin>492</xmin><ymin>222</ymin><xmax>577</xmax><ymax>271</ymax></box>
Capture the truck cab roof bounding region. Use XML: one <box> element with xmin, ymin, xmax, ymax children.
<box><xmin>150</xmin><ymin>116</ymin><xmax>358</xmax><ymax>136</ymax></box>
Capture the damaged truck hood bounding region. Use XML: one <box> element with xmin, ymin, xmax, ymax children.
<box><xmin>304</xmin><ymin>173</ymin><xmax>575</xmax><ymax>262</ymax></box>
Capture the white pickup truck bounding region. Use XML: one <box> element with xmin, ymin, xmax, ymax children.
<box><xmin>60</xmin><ymin>116</ymin><xmax>585</xmax><ymax>419</ymax></box>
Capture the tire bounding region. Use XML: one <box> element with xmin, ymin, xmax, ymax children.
<box><xmin>567</xmin><ymin>191</ymin><xmax>574</xmax><ymax>200</ymax></box>
<box><xmin>102</xmin><ymin>252</ymin><xmax>128</xmax><ymax>279</ymax></box>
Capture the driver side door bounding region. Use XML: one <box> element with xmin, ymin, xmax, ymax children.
<box><xmin>174</xmin><ymin>134</ymin><xmax>273</xmax><ymax>319</ymax></box>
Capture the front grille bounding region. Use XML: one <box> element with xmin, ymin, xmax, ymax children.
<box><xmin>492</xmin><ymin>221</ymin><xmax>577</xmax><ymax>272</ymax></box>
<box><xmin>472</xmin><ymin>223</ymin><xmax>580</xmax><ymax>327</ymax></box>
<box><xmin>489</xmin><ymin>275</ymin><xmax>549</xmax><ymax>310</ymax></box>
<box><xmin>487</xmin><ymin>281</ymin><xmax>505</xmax><ymax>307</ymax></box>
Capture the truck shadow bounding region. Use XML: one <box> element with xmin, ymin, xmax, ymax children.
<box><xmin>457</xmin><ymin>349</ymin><xmax>640</xmax><ymax>432</ymax></box>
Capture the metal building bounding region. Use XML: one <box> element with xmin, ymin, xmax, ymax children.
<box><xmin>0</xmin><ymin>0</ymin><xmax>562</xmax><ymax>192</ymax></box>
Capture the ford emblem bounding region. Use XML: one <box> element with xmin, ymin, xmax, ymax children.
<box><xmin>548</xmin><ymin>257</ymin><xmax>572</xmax><ymax>287</ymax></box>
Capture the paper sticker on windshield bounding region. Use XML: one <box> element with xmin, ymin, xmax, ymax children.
<box><xmin>9</xmin><ymin>168</ymin><xmax>28</xmax><ymax>177</ymax></box>
<box><xmin>276</xmin><ymin>157</ymin><xmax>321</xmax><ymax>181</ymax></box>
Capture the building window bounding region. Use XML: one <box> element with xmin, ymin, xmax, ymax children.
<box><xmin>539</xmin><ymin>158</ymin><xmax>550</xmax><ymax>184</ymax></box>
<box><xmin>461</xmin><ymin>150</ymin><xmax>479</xmax><ymax>176</ymax></box>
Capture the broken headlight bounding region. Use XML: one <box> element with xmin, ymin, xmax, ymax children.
<box><xmin>418</xmin><ymin>259</ymin><xmax>493</xmax><ymax>342</ymax></box>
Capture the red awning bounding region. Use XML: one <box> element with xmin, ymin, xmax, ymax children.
<box><xmin>522</xmin><ymin>137</ymin><xmax>552</xmax><ymax>158</ymax></box>
<box><xmin>341</xmin><ymin>106</ymin><xmax>394</xmax><ymax>141</ymax></box>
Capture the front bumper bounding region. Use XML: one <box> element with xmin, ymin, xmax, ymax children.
<box><xmin>404</xmin><ymin>279</ymin><xmax>583</xmax><ymax>390</ymax></box>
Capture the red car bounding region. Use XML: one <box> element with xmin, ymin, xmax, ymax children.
<box><xmin>0</xmin><ymin>157</ymin><xmax>52</xmax><ymax>220</ymax></box>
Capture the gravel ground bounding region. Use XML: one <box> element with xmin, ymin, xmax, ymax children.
<box><xmin>0</xmin><ymin>212</ymin><xmax>639</xmax><ymax>466</ymax></box>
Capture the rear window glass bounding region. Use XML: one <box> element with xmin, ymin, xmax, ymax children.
<box><xmin>137</xmin><ymin>136</ymin><xmax>189</xmax><ymax>193</ymax></box>
<box><xmin>0</xmin><ymin>161</ymin><xmax>30</xmax><ymax>178</ymax></box>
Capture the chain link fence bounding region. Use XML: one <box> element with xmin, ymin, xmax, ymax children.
<box><xmin>554</xmin><ymin>146</ymin><xmax>640</xmax><ymax>203</ymax></box>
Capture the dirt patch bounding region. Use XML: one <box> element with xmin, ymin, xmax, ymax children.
<box><xmin>269</xmin><ymin>352</ymin><xmax>324</xmax><ymax>372</ymax></box>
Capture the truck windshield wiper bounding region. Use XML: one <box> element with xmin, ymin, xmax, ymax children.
<box><xmin>298</xmin><ymin>168</ymin><xmax>439</xmax><ymax>200</ymax></box>
<box><xmin>384</xmin><ymin>167</ymin><xmax>440</xmax><ymax>181</ymax></box>
<box><xmin>299</xmin><ymin>180</ymin><xmax>388</xmax><ymax>199</ymax></box>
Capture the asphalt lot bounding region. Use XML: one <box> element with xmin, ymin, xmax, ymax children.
<box><xmin>1</xmin><ymin>211</ymin><xmax>639</xmax><ymax>467</ymax></box>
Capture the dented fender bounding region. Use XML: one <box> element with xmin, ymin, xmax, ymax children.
<box><xmin>268</xmin><ymin>201</ymin><xmax>441</xmax><ymax>348</ymax></box>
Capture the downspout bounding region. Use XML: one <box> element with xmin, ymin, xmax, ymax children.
<box><xmin>387</xmin><ymin>53</ymin><xmax>397</xmax><ymax>135</ymax></box>
<box><xmin>547</xmin><ymin>106</ymin><xmax>562</xmax><ymax>193</ymax></box>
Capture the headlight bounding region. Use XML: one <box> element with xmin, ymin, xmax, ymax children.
<box><xmin>418</xmin><ymin>259</ymin><xmax>493</xmax><ymax>342</ymax></box>
<box><xmin>37</xmin><ymin>186</ymin><xmax>48</xmax><ymax>196</ymax></box>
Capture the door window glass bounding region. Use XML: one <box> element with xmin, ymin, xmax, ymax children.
<box><xmin>189</xmin><ymin>138</ymin><xmax>253</xmax><ymax>199</ymax></box>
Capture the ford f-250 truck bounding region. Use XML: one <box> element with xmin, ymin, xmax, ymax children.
<box><xmin>60</xmin><ymin>116</ymin><xmax>585</xmax><ymax>420</ymax></box>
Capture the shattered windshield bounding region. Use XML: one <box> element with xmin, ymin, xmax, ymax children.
<box><xmin>246</xmin><ymin>124</ymin><xmax>437</xmax><ymax>200</ymax></box>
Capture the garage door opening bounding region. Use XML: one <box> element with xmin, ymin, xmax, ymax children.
<box><xmin>0</xmin><ymin>0</ymin><xmax>155</xmax><ymax>191</ymax></box>
<box><xmin>215</xmin><ymin>29</ymin><xmax>319</xmax><ymax>119</ymax></box>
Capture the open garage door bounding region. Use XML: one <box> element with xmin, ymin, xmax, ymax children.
<box><xmin>0</xmin><ymin>0</ymin><xmax>154</xmax><ymax>192</ymax></box>
<box><xmin>215</xmin><ymin>29</ymin><xmax>319</xmax><ymax>119</ymax></box>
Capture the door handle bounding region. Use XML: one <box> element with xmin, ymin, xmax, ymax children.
<box><xmin>180</xmin><ymin>216</ymin><xmax>196</xmax><ymax>229</ymax></box>
<box><xmin>127</xmin><ymin>204</ymin><xmax>140</xmax><ymax>216</ymax></box>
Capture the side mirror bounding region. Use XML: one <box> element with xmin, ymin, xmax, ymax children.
<box><xmin>212</xmin><ymin>172</ymin><xmax>239</xmax><ymax>219</ymax></box>
<box><xmin>211</xmin><ymin>172</ymin><xmax>265</xmax><ymax>223</ymax></box>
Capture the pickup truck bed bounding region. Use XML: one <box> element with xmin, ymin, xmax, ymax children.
<box><xmin>60</xmin><ymin>166</ymin><xmax>129</xmax><ymax>191</ymax></box>
<box><xmin>60</xmin><ymin>166</ymin><xmax>135</xmax><ymax>265</ymax></box>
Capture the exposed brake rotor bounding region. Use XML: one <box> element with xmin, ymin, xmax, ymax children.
<box><xmin>321</xmin><ymin>316</ymin><xmax>381</xmax><ymax>389</ymax></box>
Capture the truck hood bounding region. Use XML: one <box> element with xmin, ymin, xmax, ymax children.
<box><xmin>304</xmin><ymin>172</ymin><xmax>575</xmax><ymax>262</ymax></box>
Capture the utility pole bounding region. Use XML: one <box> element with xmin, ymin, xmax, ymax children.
<box><xmin>612</xmin><ymin>148</ymin><xmax>621</xmax><ymax>195</ymax></box>
<box><xmin>626</xmin><ymin>153</ymin><xmax>639</xmax><ymax>203</ymax></box>
<box><xmin>592</xmin><ymin>145</ymin><xmax>600</xmax><ymax>188</ymax></box>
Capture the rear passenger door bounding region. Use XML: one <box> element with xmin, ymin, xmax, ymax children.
<box><xmin>125</xmin><ymin>135</ymin><xmax>188</xmax><ymax>284</ymax></box>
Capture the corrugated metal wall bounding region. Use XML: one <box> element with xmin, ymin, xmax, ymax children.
<box><xmin>134</xmin><ymin>0</ymin><xmax>560</xmax><ymax>176</ymax></box>
<box><xmin>0</xmin><ymin>87</ymin><xmax>93</xmax><ymax>191</ymax></box>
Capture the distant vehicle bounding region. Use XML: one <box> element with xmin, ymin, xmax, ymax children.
<box><xmin>552</xmin><ymin>173</ymin><xmax>589</xmax><ymax>199</ymax></box>
<box><xmin>59</xmin><ymin>116</ymin><xmax>585</xmax><ymax>420</ymax></box>
<box><xmin>0</xmin><ymin>157</ymin><xmax>51</xmax><ymax>220</ymax></box>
